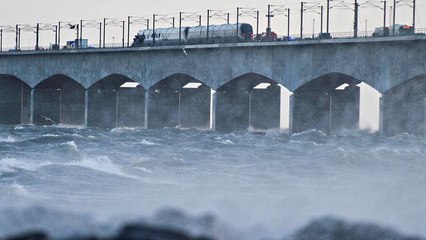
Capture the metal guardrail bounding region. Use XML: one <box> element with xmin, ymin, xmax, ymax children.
<box><xmin>1</xmin><ymin>28</ymin><xmax>426</xmax><ymax>53</ymax></box>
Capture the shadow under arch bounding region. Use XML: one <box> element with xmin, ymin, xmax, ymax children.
<box><xmin>382</xmin><ymin>73</ymin><xmax>426</xmax><ymax>136</ymax></box>
<box><xmin>88</xmin><ymin>74</ymin><xmax>146</xmax><ymax>128</ymax></box>
<box><xmin>0</xmin><ymin>74</ymin><xmax>31</xmax><ymax>125</ymax></box>
<box><xmin>292</xmin><ymin>72</ymin><xmax>364</xmax><ymax>134</ymax></box>
<box><xmin>215</xmin><ymin>73</ymin><xmax>284</xmax><ymax>132</ymax></box>
<box><xmin>33</xmin><ymin>74</ymin><xmax>86</xmax><ymax>126</ymax></box>
<box><xmin>146</xmin><ymin>73</ymin><xmax>211</xmax><ymax>129</ymax></box>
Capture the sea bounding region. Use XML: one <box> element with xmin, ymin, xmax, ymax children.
<box><xmin>0</xmin><ymin>125</ymin><xmax>425</xmax><ymax>239</ymax></box>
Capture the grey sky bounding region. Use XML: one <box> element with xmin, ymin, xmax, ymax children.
<box><xmin>1</xmin><ymin>0</ymin><xmax>425</xmax><ymax>47</ymax></box>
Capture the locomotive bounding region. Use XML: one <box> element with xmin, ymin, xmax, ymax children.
<box><xmin>132</xmin><ymin>23</ymin><xmax>253</xmax><ymax>46</ymax></box>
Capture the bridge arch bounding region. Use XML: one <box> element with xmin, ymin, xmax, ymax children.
<box><xmin>291</xmin><ymin>72</ymin><xmax>380</xmax><ymax>134</ymax></box>
<box><xmin>33</xmin><ymin>74</ymin><xmax>85</xmax><ymax>126</ymax></box>
<box><xmin>87</xmin><ymin>74</ymin><xmax>146</xmax><ymax>128</ymax></box>
<box><xmin>382</xmin><ymin>73</ymin><xmax>426</xmax><ymax>136</ymax></box>
<box><xmin>0</xmin><ymin>75</ymin><xmax>31</xmax><ymax>125</ymax></box>
<box><xmin>146</xmin><ymin>73</ymin><xmax>211</xmax><ymax>129</ymax></box>
<box><xmin>215</xmin><ymin>73</ymin><xmax>287</xmax><ymax>132</ymax></box>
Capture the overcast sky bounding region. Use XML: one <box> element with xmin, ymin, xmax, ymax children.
<box><xmin>1</xmin><ymin>0</ymin><xmax>425</xmax><ymax>48</ymax></box>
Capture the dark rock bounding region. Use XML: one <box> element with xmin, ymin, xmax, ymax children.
<box><xmin>288</xmin><ymin>217</ymin><xmax>425</xmax><ymax>240</ymax></box>
<box><xmin>6</xmin><ymin>231</ymin><xmax>49</xmax><ymax>240</ymax></box>
<box><xmin>115</xmin><ymin>223</ymin><xmax>212</xmax><ymax>240</ymax></box>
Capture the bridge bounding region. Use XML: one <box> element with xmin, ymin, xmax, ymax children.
<box><xmin>0</xmin><ymin>36</ymin><xmax>425</xmax><ymax>136</ymax></box>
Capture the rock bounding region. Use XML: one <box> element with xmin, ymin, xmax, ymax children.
<box><xmin>115</xmin><ymin>223</ymin><xmax>212</xmax><ymax>240</ymax></box>
<box><xmin>6</xmin><ymin>231</ymin><xmax>49</xmax><ymax>240</ymax></box>
<box><xmin>287</xmin><ymin>217</ymin><xmax>424</xmax><ymax>240</ymax></box>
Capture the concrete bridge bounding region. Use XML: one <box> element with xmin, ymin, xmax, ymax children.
<box><xmin>0</xmin><ymin>36</ymin><xmax>425</xmax><ymax>135</ymax></box>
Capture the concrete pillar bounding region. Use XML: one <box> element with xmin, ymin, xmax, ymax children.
<box><xmin>211</xmin><ymin>91</ymin><xmax>217</xmax><ymax>131</ymax></box>
<box><xmin>215</xmin><ymin>89</ymin><xmax>250</xmax><ymax>132</ymax></box>
<box><xmin>379</xmin><ymin>96</ymin><xmax>384</xmax><ymax>136</ymax></box>
<box><xmin>30</xmin><ymin>89</ymin><xmax>34</xmax><ymax>125</ymax></box>
<box><xmin>382</xmin><ymin>85</ymin><xmax>425</xmax><ymax>136</ymax></box>
<box><xmin>84</xmin><ymin>90</ymin><xmax>89</xmax><ymax>128</ymax></box>
<box><xmin>179</xmin><ymin>85</ymin><xmax>211</xmax><ymax>129</ymax></box>
<box><xmin>289</xmin><ymin>94</ymin><xmax>295</xmax><ymax>135</ymax></box>
<box><xmin>249</xmin><ymin>84</ymin><xmax>281</xmax><ymax>130</ymax></box>
<box><xmin>144</xmin><ymin>89</ymin><xmax>150</xmax><ymax>129</ymax></box>
<box><xmin>146</xmin><ymin>88</ymin><xmax>180</xmax><ymax>129</ymax></box>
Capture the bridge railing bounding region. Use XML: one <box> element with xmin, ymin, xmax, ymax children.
<box><xmin>1</xmin><ymin>28</ymin><xmax>426</xmax><ymax>53</ymax></box>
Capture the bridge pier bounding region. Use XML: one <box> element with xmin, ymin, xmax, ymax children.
<box><xmin>0</xmin><ymin>76</ymin><xmax>31</xmax><ymax>125</ymax></box>
<box><xmin>381</xmin><ymin>77</ymin><xmax>426</xmax><ymax>136</ymax></box>
<box><xmin>291</xmin><ymin>83</ymin><xmax>360</xmax><ymax>134</ymax></box>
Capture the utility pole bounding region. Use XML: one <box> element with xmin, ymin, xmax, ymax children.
<box><xmin>127</xmin><ymin>16</ymin><xmax>131</xmax><ymax>47</ymax></box>
<box><xmin>54</xmin><ymin>25</ymin><xmax>58</xmax><ymax>46</ymax></box>
<box><xmin>354</xmin><ymin>0</ymin><xmax>359</xmax><ymax>38</ymax></box>
<box><xmin>327</xmin><ymin>0</ymin><xmax>330</xmax><ymax>33</ymax></box>
<box><xmin>99</xmin><ymin>22</ymin><xmax>102</xmax><ymax>48</ymax></box>
<box><xmin>383</xmin><ymin>1</ymin><xmax>387</xmax><ymax>29</ymax></box>
<box><xmin>237</xmin><ymin>7</ymin><xmax>240</xmax><ymax>39</ymax></box>
<box><xmin>207</xmin><ymin>10</ymin><xmax>210</xmax><ymax>42</ymax></box>
<box><xmin>256</xmin><ymin>11</ymin><xmax>260</xmax><ymax>38</ymax></box>
<box><xmin>0</xmin><ymin>29</ymin><xmax>3</xmax><ymax>52</ymax></box>
<box><xmin>15</xmin><ymin>25</ymin><xmax>19</xmax><ymax>50</ymax></box>
<box><xmin>122</xmin><ymin>21</ymin><xmax>125</xmax><ymax>48</ymax></box>
<box><xmin>413</xmin><ymin>0</ymin><xmax>416</xmax><ymax>32</ymax></box>
<box><xmin>320</xmin><ymin>6</ymin><xmax>324</xmax><ymax>35</ymax></box>
<box><xmin>179</xmin><ymin>12</ymin><xmax>182</xmax><ymax>43</ymax></box>
<box><xmin>103</xmin><ymin>18</ymin><xmax>106</xmax><ymax>48</ymax></box>
<box><xmin>287</xmin><ymin>9</ymin><xmax>291</xmax><ymax>38</ymax></box>
<box><xmin>80</xmin><ymin>20</ymin><xmax>83</xmax><ymax>42</ymax></box>
<box><xmin>36</xmin><ymin>23</ymin><xmax>40</xmax><ymax>50</ymax></box>
<box><xmin>393</xmin><ymin>0</ymin><xmax>396</xmax><ymax>35</ymax></box>
<box><xmin>267</xmin><ymin>5</ymin><xmax>273</xmax><ymax>34</ymax></box>
<box><xmin>301</xmin><ymin>2</ymin><xmax>304</xmax><ymax>38</ymax></box>
<box><xmin>58</xmin><ymin>22</ymin><xmax>61</xmax><ymax>48</ymax></box>
<box><xmin>153</xmin><ymin>14</ymin><xmax>156</xmax><ymax>44</ymax></box>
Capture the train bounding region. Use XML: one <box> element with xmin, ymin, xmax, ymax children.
<box><xmin>132</xmin><ymin>23</ymin><xmax>253</xmax><ymax>46</ymax></box>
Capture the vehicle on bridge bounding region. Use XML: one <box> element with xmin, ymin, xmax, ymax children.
<box><xmin>373</xmin><ymin>24</ymin><xmax>414</xmax><ymax>37</ymax></box>
<box><xmin>131</xmin><ymin>23</ymin><xmax>253</xmax><ymax>46</ymax></box>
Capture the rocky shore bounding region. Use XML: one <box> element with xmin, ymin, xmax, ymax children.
<box><xmin>5</xmin><ymin>216</ymin><xmax>425</xmax><ymax>240</ymax></box>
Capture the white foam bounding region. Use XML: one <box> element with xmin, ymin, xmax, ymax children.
<box><xmin>68</xmin><ymin>156</ymin><xmax>136</xmax><ymax>179</ymax></box>
<box><xmin>0</xmin><ymin>157</ymin><xmax>52</xmax><ymax>174</ymax></box>
<box><xmin>141</xmin><ymin>139</ymin><xmax>156</xmax><ymax>146</ymax></box>
<box><xmin>221</xmin><ymin>139</ymin><xmax>234</xmax><ymax>145</ymax></box>
<box><xmin>61</xmin><ymin>141</ymin><xmax>79</xmax><ymax>152</ymax></box>
<box><xmin>0</xmin><ymin>136</ymin><xmax>16</xmax><ymax>143</ymax></box>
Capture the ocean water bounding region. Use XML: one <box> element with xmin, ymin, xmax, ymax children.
<box><xmin>0</xmin><ymin>125</ymin><xmax>425</xmax><ymax>239</ymax></box>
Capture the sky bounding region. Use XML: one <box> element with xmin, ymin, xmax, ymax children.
<box><xmin>1</xmin><ymin>0</ymin><xmax>425</xmax><ymax>48</ymax></box>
